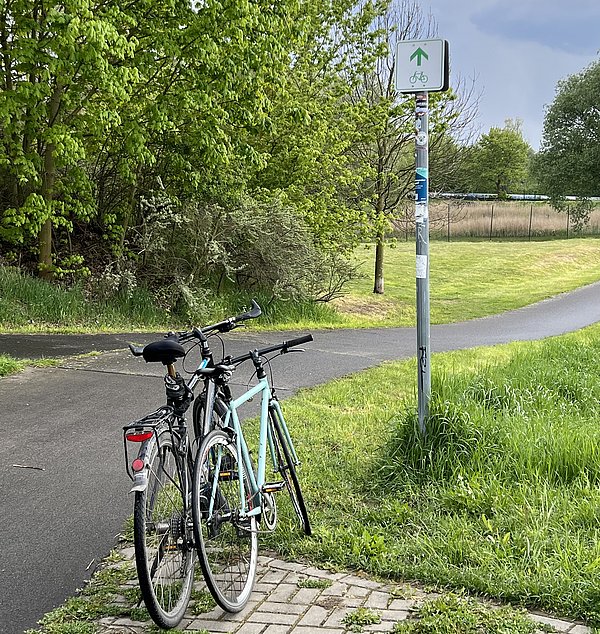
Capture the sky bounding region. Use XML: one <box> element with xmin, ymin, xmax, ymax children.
<box><xmin>423</xmin><ymin>0</ymin><xmax>600</xmax><ymax>150</ymax></box>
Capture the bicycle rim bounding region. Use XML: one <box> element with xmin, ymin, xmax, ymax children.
<box><xmin>193</xmin><ymin>430</ymin><xmax>258</xmax><ymax>612</ymax></box>
<box><xmin>271</xmin><ymin>412</ymin><xmax>311</xmax><ymax>536</ymax></box>
<box><xmin>133</xmin><ymin>432</ymin><xmax>194</xmax><ymax>629</ymax></box>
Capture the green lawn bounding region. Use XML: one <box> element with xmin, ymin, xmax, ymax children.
<box><xmin>2</xmin><ymin>238</ymin><xmax>600</xmax><ymax>332</ymax></box>
<box><xmin>340</xmin><ymin>238</ymin><xmax>600</xmax><ymax>327</ymax></box>
<box><xmin>266</xmin><ymin>322</ymin><xmax>600</xmax><ymax>626</ymax></box>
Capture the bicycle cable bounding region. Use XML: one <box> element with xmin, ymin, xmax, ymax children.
<box><xmin>182</xmin><ymin>340</ymin><xmax>201</xmax><ymax>374</ymax></box>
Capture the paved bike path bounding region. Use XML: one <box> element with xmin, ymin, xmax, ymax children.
<box><xmin>2</xmin><ymin>280</ymin><xmax>600</xmax><ymax>633</ymax></box>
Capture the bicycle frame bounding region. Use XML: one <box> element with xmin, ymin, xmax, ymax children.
<box><xmin>208</xmin><ymin>377</ymin><xmax>299</xmax><ymax>521</ymax></box>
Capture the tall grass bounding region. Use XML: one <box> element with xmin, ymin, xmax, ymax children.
<box><xmin>427</xmin><ymin>201</ymin><xmax>600</xmax><ymax>241</ymax></box>
<box><xmin>269</xmin><ymin>324</ymin><xmax>600</xmax><ymax>625</ymax></box>
<box><xmin>0</xmin><ymin>266</ymin><xmax>170</xmax><ymax>331</ymax></box>
<box><xmin>0</xmin><ymin>266</ymin><xmax>343</xmax><ymax>332</ymax></box>
<box><xmin>4</xmin><ymin>236</ymin><xmax>600</xmax><ymax>332</ymax></box>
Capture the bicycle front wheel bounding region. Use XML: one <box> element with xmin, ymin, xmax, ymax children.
<box><xmin>192</xmin><ymin>429</ymin><xmax>258</xmax><ymax>612</ymax></box>
<box><xmin>270</xmin><ymin>408</ymin><xmax>311</xmax><ymax>536</ymax></box>
<box><xmin>133</xmin><ymin>430</ymin><xmax>194</xmax><ymax>629</ymax></box>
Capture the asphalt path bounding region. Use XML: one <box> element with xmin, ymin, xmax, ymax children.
<box><xmin>2</xmin><ymin>281</ymin><xmax>600</xmax><ymax>633</ymax></box>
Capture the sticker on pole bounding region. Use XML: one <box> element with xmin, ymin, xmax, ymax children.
<box><xmin>395</xmin><ymin>39</ymin><xmax>449</xmax><ymax>93</ymax></box>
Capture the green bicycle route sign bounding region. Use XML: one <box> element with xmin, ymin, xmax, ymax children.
<box><xmin>395</xmin><ymin>39</ymin><xmax>449</xmax><ymax>93</ymax></box>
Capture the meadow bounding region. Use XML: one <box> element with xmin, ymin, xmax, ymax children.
<box><xmin>3</xmin><ymin>237</ymin><xmax>600</xmax><ymax>334</ymax></box>
<box><xmin>391</xmin><ymin>201</ymin><xmax>600</xmax><ymax>241</ymax></box>
<box><xmin>269</xmin><ymin>323</ymin><xmax>600</xmax><ymax>626</ymax></box>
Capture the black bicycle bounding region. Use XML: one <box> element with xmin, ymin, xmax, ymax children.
<box><xmin>122</xmin><ymin>302</ymin><xmax>261</xmax><ymax>628</ymax></box>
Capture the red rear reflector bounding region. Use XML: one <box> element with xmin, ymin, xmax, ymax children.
<box><xmin>132</xmin><ymin>458</ymin><xmax>145</xmax><ymax>472</ymax></box>
<box><xmin>126</xmin><ymin>431</ymin><xmax>153</xmax><ymax>442</ymax></box>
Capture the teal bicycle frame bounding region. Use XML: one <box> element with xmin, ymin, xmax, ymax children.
<box><xmin>208</xmin><ymin>377</ymin><xmax>299</xmax><ymax>521</ymax></box>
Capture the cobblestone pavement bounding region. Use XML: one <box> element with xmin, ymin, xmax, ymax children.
<box><xmin>96</xmin><ymin>550</ymin><xmax>591</xmax><ymax>634</ymax></box>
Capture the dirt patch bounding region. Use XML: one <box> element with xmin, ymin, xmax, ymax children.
<box><xmin>333</xmin><ymin>295</ymin><xmax>397</xmax><ymax>320</ymax></box>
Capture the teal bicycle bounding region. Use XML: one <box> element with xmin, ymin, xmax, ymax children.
<box><xmin>192</xmin><ymin>333</ymin><xmax>313</xmax><ymax>612</ymax></box>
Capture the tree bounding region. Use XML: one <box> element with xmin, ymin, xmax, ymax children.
<box><xmin>0</xmin><ymin>0</ymin><xmax>303</xmax><ymax>278</ymax></box>
<box><xmin>534</xmin><ymin>60</ymin><xmax>600</xmax><ymax>226</ymax></box>
<box><xmin>347</xmin><ymin>0</ymin><xmax>477</xmax><ymax>294</ymax></box>
<box><xmin>0</xmin><ymin>0</ymin><xmax>142</xmax><ymax>277</ymax></box>
<box><xmin>468</xmin><ymin>120</ymin><xmax>531</xmax><ymax>197</ymax></box>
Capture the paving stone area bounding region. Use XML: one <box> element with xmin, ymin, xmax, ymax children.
<box><xmin>96</xmin><ymin>550</ymin><xmax>591</xmax><ymax>634</ymax></box>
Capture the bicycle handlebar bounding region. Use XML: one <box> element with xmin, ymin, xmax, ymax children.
<box><xmin>228</xmin><ymin>334</ymin><xmax>313</xmax><ymax>366</ymax></box>
<box><xmin>175</xmin><ymin>300</ymin><xmax>262</xmax><ymax>343</ymax></box>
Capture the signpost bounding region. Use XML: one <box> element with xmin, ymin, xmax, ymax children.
<box><xmin>395</xmin><ymin>38</ymin><xmax>449</xmax><ymax>435</ymax></box>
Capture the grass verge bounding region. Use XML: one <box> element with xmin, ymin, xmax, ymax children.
<box><xmin>265</xmin><ymin>322</ymin><xmax>600</xmax><ymax>626</ymax></box>
<box><xmin>3</xmin><ymin>238</ymin><xmax>600</xmax><ymax>332</ymax></box>
<box><xmin>341</xmin><ymin>238</ymin><xmax>600</xmax><ymax>326</ymax></box>
<box><xmin>0</xmin><ymin>353</ymin><xmax>63</xmax><ymax>377</ymax></box>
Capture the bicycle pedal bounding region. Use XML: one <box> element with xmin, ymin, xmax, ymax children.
<box><xmin>262</xmin><ymin>481</ymin><xmax>286</xmax><ymax>493</ymax></box>
<box><xmin>219</xmin><ymin>470</ymin><xmax>238</xmax><ymax>481</ymax></box>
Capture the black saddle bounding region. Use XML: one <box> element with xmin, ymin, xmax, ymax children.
<box><xmin>129</xmin><ymin>336</ymin><xmax>186</xmax><ymax>365</ymax></box>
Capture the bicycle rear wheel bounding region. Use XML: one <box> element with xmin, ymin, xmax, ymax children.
<box><xmin>133</xmin><ymin>430</ymin><xmax>194</xmax><ymax>629</ymax></box>
<box><xmin>192</xmin><ymin>429</ymin><xmax>258</xmax><ymax>612</ymax></box>
<box><xmin>270</xmin><ymin>408</ymin><xmax>311</xmax><ymax>536</ymax></box>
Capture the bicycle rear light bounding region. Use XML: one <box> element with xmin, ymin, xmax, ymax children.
<box><xmin>126</xmin><ymin>430</ymin><xmax>153</xmax><ymax>442</ymax></box>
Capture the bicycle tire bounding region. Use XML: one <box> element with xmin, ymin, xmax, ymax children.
<box><xmin>270</xmin><ymin>408</ymin><xmax>311</xmax><ymax>536</ymax></box>
<box><xmin>133</xmin><ymin>430</ymin><xmax>195</xmax><ymax>629</ymax></box>
<box><xmin>192</xmin><ymin>393</ymin><xmax>228</xmax><ymax>447</ymax></box>
<box><xmin>192</xmin><ymin>429</ymin><xmax>258</xmax><ymax>612</ymax></box>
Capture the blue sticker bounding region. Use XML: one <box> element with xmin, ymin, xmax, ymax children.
<box><xmin>416</xmin><ymin>173</ymin><xmax>428</xmax><ymax>203</ymax></box>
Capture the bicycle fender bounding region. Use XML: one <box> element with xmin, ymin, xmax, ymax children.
<box><xmin>129</xmin><ymin>470</ymin><xmax>149</xmax><ymax>493</ymax></box>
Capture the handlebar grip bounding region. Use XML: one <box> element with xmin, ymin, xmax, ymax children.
<box><xmin>234</xmin><ymin>299</ymin><xmax>262</xmax><ymax>323</ymax></box>
<box><xmin>284</xmin><ymin>334</ymin><xmax>313</xmax><ymax>348</ymax></box>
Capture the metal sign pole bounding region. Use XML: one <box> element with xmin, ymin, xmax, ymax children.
<box><xmin>395</xmin><ymin>38</ymin><xmax>448</xmax><ymax>438</ymax></box>
<box><xmin>415</xmin><ymin>92</ymin><xmax>430</xmax><ymax>436</ymax></box>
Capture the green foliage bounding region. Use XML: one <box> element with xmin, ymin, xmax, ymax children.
<box><xmin>464</xmin><ymin>120</ymin><xmax>532</xmax><ymax>196</ymax></box>
<box><xmin>342</xmin><ymin>607</ymin><xmax>382</xmax><ymax>631</ymax></box>
<box><xmin>191</xmin><ymin>589</ymin><xmax>216</xmax><ymax>615</ymax></box>
<box><xmin>0</xmin><ymin>265</ymin><xmax>169</xmax><ymax>330</ymax></box>
<box><xmin>393</xmin><ymin>594</ymin><xmax>538</xmax><ymax>634</ymax></box>
<box><xmin>0</xmin><ymin>354</ymin><xmax>24</xmax><ymax>377</ymax></box>
<box><xmin>535</xmin><ymin>60</ymin><xmax>600</xmax><ymax>226</ymax></box>
<box><xmin>297</xmin><ymin>577</ymin><xmax>333</xmax><ymax>589</ymax></box>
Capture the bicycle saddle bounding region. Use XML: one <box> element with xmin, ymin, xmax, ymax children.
<box><xmin>129</xmin><ymin>337</ymin><xmax>186</xmax><ymax>365</ymax></box>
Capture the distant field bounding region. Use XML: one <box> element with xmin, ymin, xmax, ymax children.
<box><xmin>391</xmin><ymin>201</ymin><xmax>600</xmax><ymax>241</ymax></box>
<box><xmin>339</xmin><ymin>238</ymin><xmax>600</xmax><ymax>327</ymax></box>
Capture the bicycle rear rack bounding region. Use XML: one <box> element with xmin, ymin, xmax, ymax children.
<box><xmin>122</xmin><ymin>406</ymin><xmax>174</xmax><ymax>482</ymax></box>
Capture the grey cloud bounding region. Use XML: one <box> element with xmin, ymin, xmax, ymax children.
<box><xmin>471</xmin><ymin>1</ymin><xmax>600</xmax><ymax>55</ymax></box>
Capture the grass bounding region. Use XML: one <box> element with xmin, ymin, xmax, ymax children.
<box><xmin>262</xmin><ymin>321</ymin><xmax>600</xmax><ymax>626</ymax></box>
<box><xmin>392</xmin><ymin>593</ymin><xmax>541</xmax><ymax>634</ymax></box>
<box><xmin>342</xmin><ymin>606</ymin><xmax>382</xmax><ymax>631</ymax></box>
<box><xmin>0</xmin><ymin>353</ymin><xmax>64</xmax><ymax>377</ymax></box>
<box><xmin>0</xmin><ymin>266</ymin><xmax>172</xmax><ymax>333</ymax></box>
<box><xmin>340</xmin><ymin>238</ymin><xmax>600</xmax><ymax>326</ymax></box>
<box><xmin>3</xmin><ymin>237</ymin><xmax>600</xmax><ymax>332</ymax></box>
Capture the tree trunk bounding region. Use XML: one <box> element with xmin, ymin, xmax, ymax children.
<box><xmin>373</xmin><ymin>230</ymin><xmax>384</xmax><ymax>294</ymax></box>
<box><xmin>38</xmin><ymin>84</ymin><xmax>62</xmax><ymax>279</ymax></box>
